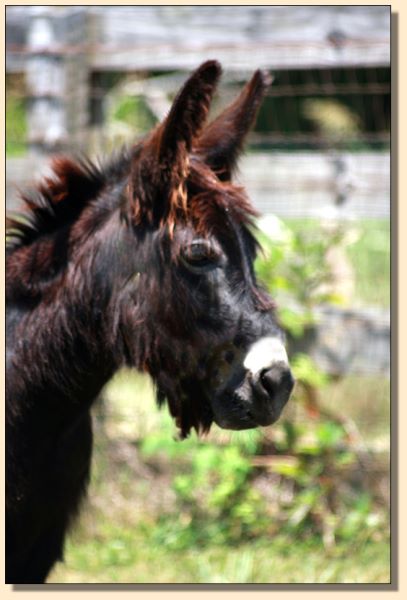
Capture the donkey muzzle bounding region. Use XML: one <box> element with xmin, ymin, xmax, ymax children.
<box><xmin>243</xmin><ymin>335</ymin><xmax>294</xmax><ymax>426</ymax></box>
<box><xmin>248</xmin><ymin>362</ymin><xmax>295</xmax><ymax>425</ymax></box>
<box><xmin>210</xmin><ymin>336</ymin><xmax>295</xmax><ymax>430</ymax></box>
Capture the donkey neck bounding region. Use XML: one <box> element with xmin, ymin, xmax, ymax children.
<box><xmin>6</xmin><ymin>280</ymin><xmax>117</xmax><ymax>424</ymax></box>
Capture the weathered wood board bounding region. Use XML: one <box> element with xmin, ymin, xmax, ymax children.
<box><xmin>7</xmin><ymin>5</ymin><xmax>390</xmax><ymax>73</ymax></box>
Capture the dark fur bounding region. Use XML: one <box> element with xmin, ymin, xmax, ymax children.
<box><xmin>6</xmin><ymin>61</ymin><xmax>292</xmax><ymax>583</ymax></box>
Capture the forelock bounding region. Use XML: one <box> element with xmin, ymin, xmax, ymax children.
<box><xmin>185</xmin><ymin>157</ymin><xmax>258</xmax><ymax>236</ymax></box>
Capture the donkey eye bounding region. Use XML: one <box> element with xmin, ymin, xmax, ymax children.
<box><xmin>181</xmin><ymin>240</ymin><xmax>220</xmax><ymax>271</ymax></box>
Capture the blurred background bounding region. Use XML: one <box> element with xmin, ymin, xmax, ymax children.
<box><xmin>6</xmin><ymin>5</ymin><xmax>391</xmax><ymax>584</ymax></box>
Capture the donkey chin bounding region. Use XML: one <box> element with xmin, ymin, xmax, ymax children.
<box><xmin>209</xmin><ymin>336</ymin><xmax>295</xmax><ymax>430</ymax></box>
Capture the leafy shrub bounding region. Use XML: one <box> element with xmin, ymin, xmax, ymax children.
<box><xmin>267</xmin><ymin>418</ymin><xmax>388</xmax><ymax>548</ymax></box>
<box><xmin>140</xmin><ymin>431</ymin><xmax>270</xmax><ymax>549</ymax></box>
<box><xmin>255</xmin><ymin>215</ymin><xmax>346</xmax><ymax>337</ymax></box>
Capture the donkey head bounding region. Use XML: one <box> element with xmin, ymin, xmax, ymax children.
<box><xmin>113</xmin><ymin>61</ymin><xmax>294</xmax><ymax>437</ymax></box>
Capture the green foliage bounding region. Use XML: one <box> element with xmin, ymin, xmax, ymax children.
<box><xmin>141</xmin><ymin>433</ymin><xmax>268</xmax><ymax>549</ymax></box>
<box><xmin>255</xmin><ymin>217</ymin><xmax>341</xmax><ymax>401</ymax></box>
<box><xmin>256</xmin><ymin>219</ymin><xmax>346</xmax><ymax>312</ymax></box>
<box><xmin>6</xmin><ymin>92</ymin><xmax>27</xmax><ymax>156</ymax></box>
<box><xmin>111</xmin><ymin>95</ymin><xmax>157</xmax><ymax>133</ymax></box>
<box><xmin>291</xmin><ymin>354</ymin><xmax>329</xmax><ymax>389</ymax></box>
<box><xmin>55</xmin><ymin>370</ymin><xmax>389</xmax><ymax>582</ymax></box>
<box><xmin>346</xmin><ymin>220</ymin><xmax>390</xmax><ymax>307</ymax></box>
<box><xmin>139</xmin><ymin>412</ymin><xmax>388</xmax><ymax>552</ymax></box>
<box><xmin>253</xmin><ymin>218</ymin><xmax>388</xmax><ymax>548</ymax></box>
<box><xmin>269</xmin><ymin>218</ymin><xmax>390</xmax><ymax>308</ymax></box>
<box><xmin>268</xmin><ymin>418</ymin><xmax>387</xmax><ymax>547</ymax></box>
<box><xmin>302</xmin><ymin>98</ymin><xmax>362</xmax><ymax>138</ymax></box>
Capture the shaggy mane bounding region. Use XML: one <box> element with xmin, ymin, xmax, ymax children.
<box><xmin>6</xmin><ymin>150</ymin><xmax>259</xmax><ymax>255</ymax></box>
<box><xmin>6</xmin><ymin>151</ymin><xmax>133</xmax><ymax>252</ymax></box>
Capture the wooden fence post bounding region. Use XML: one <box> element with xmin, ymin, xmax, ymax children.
<box><xmin>25</xmin><ymin>6</ymin><xmax>89</xmax><ymax>154</ymax></box>
<box><xmin>26</xmin><ymin>7</ymin><xmax>66</xmax><ymax>153</ymax></box>
<box><xmin>61</xmin><ymin>7</ymin><xmax>90</xmax><ymax>152</ymax></box>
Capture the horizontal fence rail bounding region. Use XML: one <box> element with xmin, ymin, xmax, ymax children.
<box><xmin>6</xmin><ymin>152</ymin><xmax>390</xmax><ymax>220</ymax></box>
<box><xmin>291</xmin><ymin>305</ymin><xmax>390</xmax><ymax>377</ymax></box>
<box><xmin>237</xmin><ymin>152</ymin><xmax>390</xmax><ymax>220</ymax></box>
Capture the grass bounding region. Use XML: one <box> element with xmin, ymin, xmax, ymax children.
<box><xmin>45</xmin><ymin>371</ymin><xmax>390</xmax><ymax>584</ymax></box>
<box><xmin>49</xmin><ymin>524</ymin><xmax>390</xmax><ymax>584</ymax></box>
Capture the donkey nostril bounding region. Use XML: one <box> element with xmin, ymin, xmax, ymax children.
<box><xmin>259</xmin><ymin>365</ymin><xmax>295</xmax><ymax>398</ymax></box>
<box><xmin>260</xmin><ymin>368</ymin><xmax>278</xmax><ymax>397</ymax></box>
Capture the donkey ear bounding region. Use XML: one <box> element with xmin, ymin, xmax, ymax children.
<box><xmin>157</xmin><ymin>59</ymin><xmax>222</xmax><ymax>164</ymax></box>
<box><xmin>196</xmin><ymin>70</ymin><xmax>272</xmax><ymax>181</ymax></box>
<box><xmin>129</xmin><ymin>61</ymin><xmax>221</xmax><ymax>225</ymax></box>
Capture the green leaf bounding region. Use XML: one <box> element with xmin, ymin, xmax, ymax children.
<box><xmin>315</xmin><ymin>422</ymin><xmax>345</xmax><ymax>448</ymax></box>
<box><xmin>291</xmin><ymin>354</ymin><xmax>329</xmax><ymax>388</ymax></box>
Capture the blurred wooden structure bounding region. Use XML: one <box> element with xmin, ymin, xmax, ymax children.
<box><xmin>291</xmin><ymin>306</ymin><xmax>390</xmax><ymax>377</ymax></box>
<box><xmin>6</xmin><ymin>5</ymin><xmax>390</xmax><ymax>153</ymax></box>
<box><xmin>6</xmin><ymin>5</ymin><xmax>391</xmax><ymax>73</ymax></box>
<box><xmin>6</xmin><ymin>151</ymin><xmax>390</xmax><ymax>219</ymax></box>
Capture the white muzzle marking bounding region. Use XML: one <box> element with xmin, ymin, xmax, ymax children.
<box><xmin>243</xmin><ymin>336</ymin><xmax>288</xmax><ymax>375</ymax></box>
